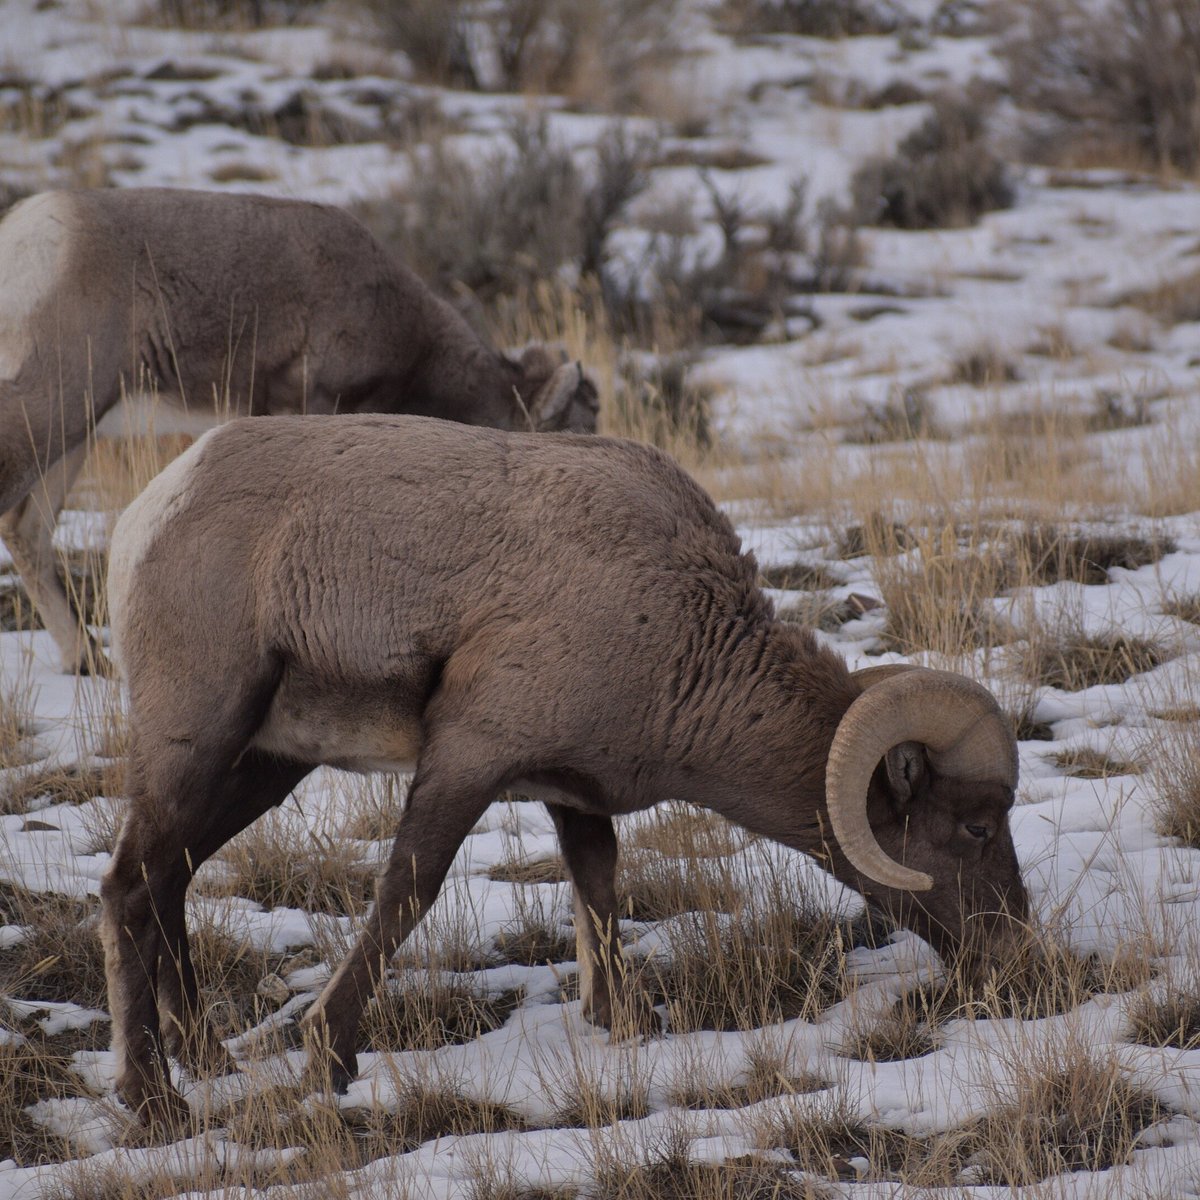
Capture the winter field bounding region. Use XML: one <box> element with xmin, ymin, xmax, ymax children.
<box><xmin>4</xmin><ymin>0</ymin><xmax>1200</xmax><ymax>1195</ymax></box>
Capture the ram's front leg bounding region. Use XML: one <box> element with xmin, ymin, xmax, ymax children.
<box><xmin>548</xmin><ymin>805</ymin><xmax>661</xmax><ymax>1038</ymax></box>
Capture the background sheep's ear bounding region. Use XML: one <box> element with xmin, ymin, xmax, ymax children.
<box><xmin>519</xmin><ymin>345</ymin><xmax>562</xmax><ymax>383</ymax></box>
<box><xmin>531</xmin><ymin>361</ymin><xmax>591</xmax><ymax>430</ymax></box>
<box><xmin>884</xmin><ymin>741</ymin><xmax>927</xmax><ymax>809</ymax></box>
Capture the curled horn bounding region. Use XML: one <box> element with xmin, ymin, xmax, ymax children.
<box><xmin>824</xmin><ymin>668</ymin><xmax>1017</xmax><ymax>892</ymax></box>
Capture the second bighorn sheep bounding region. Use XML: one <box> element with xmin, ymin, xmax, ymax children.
<box><xmin>103</xmin><ymin>415</ymin><xmax>1028</xmax><ymax>1124</ymax></box>
<box><xmin>0</xmin><ymin>187</ymin><xmax>597</xmax><ymax>673</ymax></box>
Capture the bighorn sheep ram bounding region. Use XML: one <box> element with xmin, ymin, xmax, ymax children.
<box><xmin>0</xmin><ymin>188</ymin><xmax>597</xmax><ymax>673</ymax></box>
<box><xmin>103</xmin><ymin>415</ymin><xmax>1027</xmax><ymax>1124</ymax></box>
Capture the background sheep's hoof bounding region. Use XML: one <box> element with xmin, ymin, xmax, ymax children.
<box><xmin>118</xmin><ymin>1074</ymin><xmax>192</xmax><ymax>1130</ymax></box>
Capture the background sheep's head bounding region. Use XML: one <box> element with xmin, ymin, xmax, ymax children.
<box><xmin>511</xmin><ymin>346</ymin><xmax>599</xmax><ymax>433</ymax></box>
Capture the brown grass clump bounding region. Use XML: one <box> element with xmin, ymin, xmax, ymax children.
<box><xmin>596</xmin><ymin>1153</ymin><xmax>833</xmax><ymax>1199</ymax></box>
<box><xmin>961</xmin><ymin>1052</ymin><xmax>1173</xmax><ymax>1185</ymax></box>
<box><xmin>0</xmin><ymin>884</ymin><xmax>107</xmax><ymax>1010</ymax></box>
<box><xmin>1016</xmin><ymin>626</ymin><xmax>1169</xmax><ymax>690</ymax></box>
<box><xmin>1125</xmin><ymin>269</ymin><xmax>1200</xmax><ymax>326</ymax></box>
<box><xmin>1150</xmin><ymin>723</ymin><xmax>1200</xmax><ymax>847</ymax></box>
<box><xmin>487</xmin><ymin>856</ymin><xmax>569</xmax><ymax>885</ymax></box>
<box><xmin>757</xmin><ymin>561</ymin><xmax>841</xmax><ymax>592</ymax></box>
<box><xmin>1127</xmin><ymin>987</ymin><xmax>1200</xmax><ymax>1049</ymax></box>
<box><xmin>1008</xmin><ymin>524</ymin><xmax>1174</xmax><ymax>586</ymax></box>
<box><xmin>834</xmin><ymin>514</ymin><xmax>914</xmax><ymax>559</ymax></box>
<box><xmin>906</xmin><ymin>933</ymin><xmax>1151</xmax><ymax>1025</ymax></box>
<box><xmin>765</xmin><ymin>1098</ymin><xmax>945</xmax><ymax>1184</ymax></box>
<box><xmin>1052</xmin><ymin>746</ymin><xmax>1141</xmax><ymax>778</ymax></box>
<box><xmin>643</xmin><ymin>898</ymin><xmax>850</xmax><ymax>1032</ymax></box>
<box><xmin>872</xmin><ymin>531</ymin><xmax>1012</xmax><ymax>658</ymax></box>
<box><xmin>949</xmin><ymin>343</ymin><xmax>1021</xmax><ymax>387</ymax></box>
<box><xmin>2</xmin><ymin>764</ymin><xmax>122</xmax><ymax>818</ymax></box>
<box><xmin>362</xmin><ymin>973</ymin><xmax>523</xmax><ymax>1053</ymax></box>
<box><xmin>200</xmin><ymin>819</ymin><xmax>378</xmax><ymax>917</ymax></box>
<box><xmin>839</xmin><ymin>1006</ymin><xmax>939</xmax><ymax>1063</ymax></box>
<box><xmin>1161</xmin><ymin>591</ymin><xmax>1200</xmax><ymax>626</ymax></box>
<box><xmin>0</xmin><ymin>1012</ymin><xmax>103</xmax><ymax>1166</ymax></box>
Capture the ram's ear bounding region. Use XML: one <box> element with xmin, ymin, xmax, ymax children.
<box><xmin>531</xmin><ymin>361</ymin><xmax>597</xmax><ymax>431</ymax></box>
<box><xmin>884</xmin><ymin>741</ymin><xmax>927</xmax><ymax>810</ymax></box>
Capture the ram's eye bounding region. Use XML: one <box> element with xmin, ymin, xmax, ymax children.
<box><xmin>964</xmin><ymin>823</ymin><xmax>989</xmax><ymax>841</ymax></box>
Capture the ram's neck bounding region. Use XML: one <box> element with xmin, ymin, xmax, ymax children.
<box><xmin>668</xmin><ymin>621</ymin><xmax>860</xmax><ymax>862</ymax></box>
<box><xmin>406</xmin><ymin>291</ymin><xmax>519</xmax><ymax>428</ymax></box>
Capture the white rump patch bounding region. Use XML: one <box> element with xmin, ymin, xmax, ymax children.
<box><xmin>106</xmin><ymin>425</ymin><xmax>222</xmax><ymax>668</ymax></box>
<box><xmin>0</xmin><ymin>193</ymin><xmax>75</xmax><ymax>382</ymax></box>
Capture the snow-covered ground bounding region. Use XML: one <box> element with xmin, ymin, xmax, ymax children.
<box><xmin>3</xmin><ymin>0</ymin><xmax>1200</xmax><ymax>1195</ymax></box>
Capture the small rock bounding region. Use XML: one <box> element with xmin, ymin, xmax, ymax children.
<box><xmin>256</xmin><ymin>973</ymin><xmax>290</xmax><ymax>1004</ymax></box>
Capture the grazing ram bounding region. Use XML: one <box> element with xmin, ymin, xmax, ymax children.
<box><xmin>102</xmin><ymin>415</ymin><xmax>1028</xmax><ymax>1125</ymax></box>
<box><xmin>0</xmin><ymin>188</ymin><xmax>597</xmax><ymax>673</ymax></box>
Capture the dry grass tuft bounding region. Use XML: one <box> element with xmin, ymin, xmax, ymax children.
<box><xmin>199</xmin><ymin>818</ymin><xmax>378</xmax><ymax>917</ymax></box>
<box><xmin>1128</xmin><ymin>987</ymin><xmax>1200</xmax><ymax>1049</ymax></box>
<box><xmin>834</xmin><ymin>514</ymin><xmax>914</xmax><ymax>559</ymax></box>
<box><xmin>1052</xmin><ymin>746</ymin><xmax>1141</xmax><ymax>778</ymax></box>
<box><xmin>487</xmin><ymin>856</ymin><xmax>569</xmax><ymax>885</ymax></box>
<box><xmin>765</xmin><ymin>1097</ymin><xmax>945</xmax><ymax>1184</ymax></box>
<box><xmin>0</xmin><ymin>1013</ymin><xmax>103</xmax><ymax>1166</ymax></box>
<box><xmin>1008</xmin><ymin>524</ymin><xmax>1173</xmax><ymax>586</ymax></box>
<box><xmin>0</xmin><ymin>884</ymin><xmax>107</xmax><ymax>1010</ymax></box>
<box><xmin>839</xmin><ymin>1005</ymin><xmax>939</xmax><ymax>1063</ymax></box>
<box><xmin>962</xmin><ymin>1052</ymin><xmax>1173</xmax><ymax>1185</ymax></box>
<box><xmin>1016</xmin><ymin>625</ymin><xmax>1169</xmax><ymax>691</ymax></box>
<box><xmin>949</xmin><ymin>343</ymin><xmax>1021</xmax><ymax>387</ymax></box>
<box><xmin>872</xmin><ymin>532</ymin><xmax>1012</xmax><ymax>658</ymax></box>
<box><xmin>362</xmin><ymin>972</ymin><xmax>523</xmax><ymax>1053</ymax></box>
<box><xmin>757</xmin><ymin>562</ymin><xmax>841</xmax><ymax>592</ymax></box>
<box><xmin>1150</xmin><ymin>722</ymin><xmax>1200</xmax><ymax>847</ymax></box>
<box><xmin>596</xmin><ymin>1151</ymin><xmax>833</xmax><ymax>1199</ymax></box>
<box><xmin>907</xmin><ymin>933</ymin><xmax>1151</xmax><ymax>1024</ymax></box>
<box><xmin>643</xmin><ymin>899</ymin><xmax>851</xmax><ymax>1032</ymax></box>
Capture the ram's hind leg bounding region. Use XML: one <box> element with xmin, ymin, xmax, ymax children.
<box><xmin>101</xmin><ymin>659</ymin><xmax>286</xmax><ymax>1125</ymax></box>
<box><xmin>547</xmin><ymin>805</ymin><xmax>660</xmax><ymax>1037</ymax></box>
<box><xmin>156</xmin><ymin>752</ymin><xmax>312</xmax><ymax>1078</ymax></box>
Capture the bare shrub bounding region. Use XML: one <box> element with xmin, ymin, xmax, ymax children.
<box><xmin>720</xmin><ymin>0</ymin><xmax>908</xmax><ymax>36</ymax></box>
<box><xmin>1002</xmin><ymin>0</ymin><xmax>1200</xmax><ymax>173</ymax></box>
<box><xmin>357</xmin><ymin>118</ymin><xmax>651</xmax><ymax>315</ymax></box>
<box><xmin>156</xmin><ymin>0</ymin><xmax>322</xmax><ymax>27</ymax></box>
<box><xmin>851</xmin><ymin>95</ymin><xmax>1013</xmax><ymax>229</ymax></box>
<box><xmin>606</xmin><ymin>173</ymin><xmax>810</xmax><ymax>344</ymax></box>
<box><xmin>366</xmin><ymin>0</ymin><xmax>684</xmax><ymax>109</ymax></box>
<box><xmin>948</xmin><ymin>343</ymin><xmax>1020</xmax><ymax>387</ymax></box>
<box><xmin>843</xmin><ymin>385</ymin><xmax>940</xmax><ymax>444</ymax></box>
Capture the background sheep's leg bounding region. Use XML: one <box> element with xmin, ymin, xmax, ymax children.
<box><xmin>0</xmin><ymin>445</ymin><xmax>105</xmax><ymax>673</ymax></box>
<box><xmin>155</xmin><ymin>752</ymin><xmax>312</xmax><ymax>1077</ymax></box>
<box><xmin>301</xmin><ymin>765</ymin><xmax>497</xmax><ymax>1093</ymax></box>
<box><xmin>100</xmin><ymin>797</ymin><xmax>199</xmax><ymax>1126</ymax></box>
<box><xmin>548</xmin><ymin>805</ymin><xmax>660</xmax><ymax>1037</ymax></box>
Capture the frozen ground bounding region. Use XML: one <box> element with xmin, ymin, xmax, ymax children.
<box><xmin>3</xmin><ymin>0</ymin><xmax>1200</xmax><ymax>1195</ymax></box>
